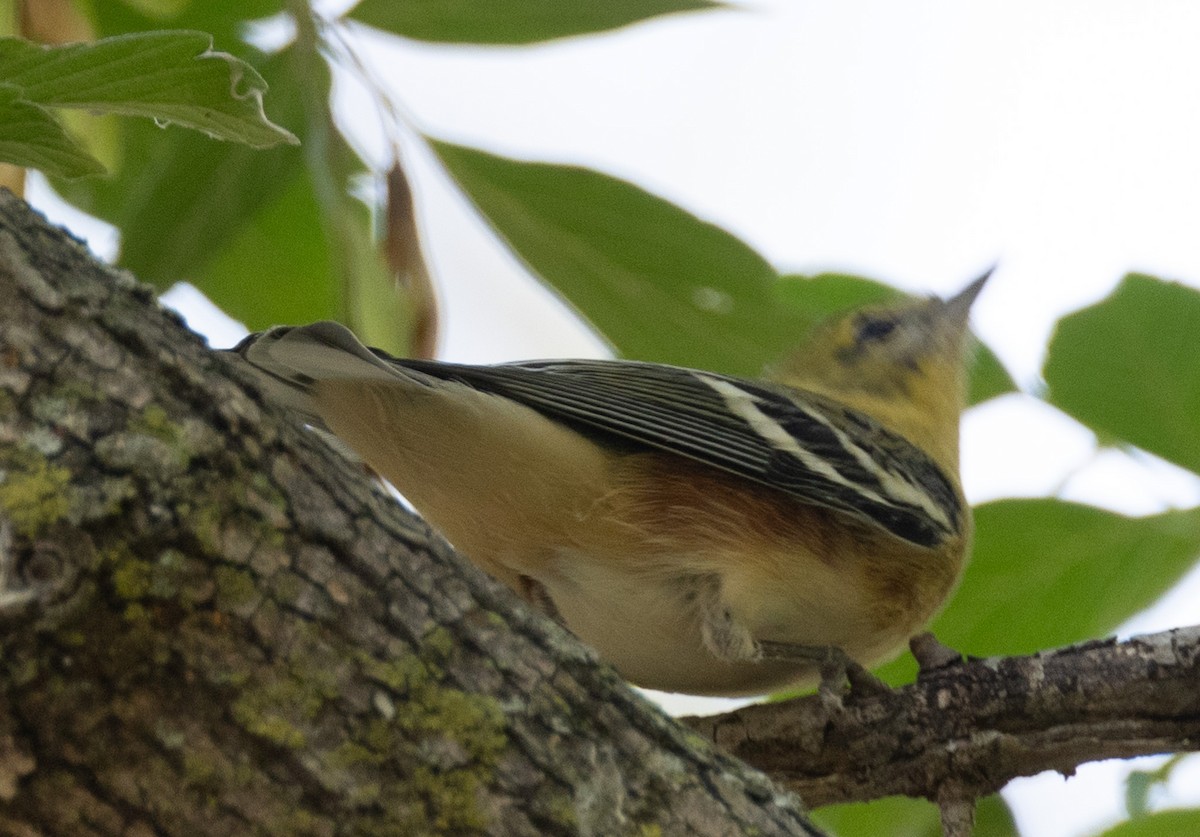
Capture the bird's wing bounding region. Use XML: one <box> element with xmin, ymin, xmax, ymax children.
<box><xmin>394</xmin><ymin>355</ymin><xmax>964</xmax><ymax>548</ymax></box>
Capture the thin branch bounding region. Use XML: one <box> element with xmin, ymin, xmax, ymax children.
<box><xmin>683</xmin><ymin>626</ymin><xmax>1200</xmax><ymax>808</ymax></box>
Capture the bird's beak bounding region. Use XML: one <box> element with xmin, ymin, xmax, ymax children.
<box><xmin>944</xmin><ymin>265</ymin><xmax>995</xmax><ymax>321</ymax></box>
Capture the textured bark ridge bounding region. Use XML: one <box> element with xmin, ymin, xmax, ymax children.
<box><xmin>0</xmin><ymin>191</ymin><xmax>820</xmax><ymax>836</ymax></box>
<box><xmin>686</xmin><ymin>627</ymin><xmax>1200</xmax><ymax>808</ymax></box>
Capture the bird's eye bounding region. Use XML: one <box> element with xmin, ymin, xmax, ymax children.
<box><xmin>856</xmin><ymin>315</ymin><xmax>897</xmax><ymax>342</ymax></box>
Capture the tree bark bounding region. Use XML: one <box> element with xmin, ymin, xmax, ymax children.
<box><xmin>0</xmin><ymin>190</ymin><xmax>821</xmax><ymax>836</ymax></box>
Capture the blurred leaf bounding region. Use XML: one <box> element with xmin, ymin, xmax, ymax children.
<box><xmin>813</xmin><ymin>795</ymin><xmax>940</xmax><ymax>837</ymax></box>
<box><xmin>431</xmin><ymin>139</ymin><xmax>821</xmax><ymax>375</ymax></box>
<box><xmin>0</xmin><ymin>32</ymin><xmax>296</xmax><ymax>147</ymax></box>
<box><xmin>1045</xmin><ymin>275</ymin><xmax>1200</xmax><ymax>476</ymax></box>
<box><xmin>815</xmin><ymin>795</ymin><xmax>1015</xmax><ymax>837</ymax></box>
<box><xmin>777</xmin><ymin>273</ymin><xmax>1015</xmax><ymax>405</ymax></box>
<box><xmin>432</xmin><ymin>141</ymin><xmax>1020</xmax><ymax>389</ymax></box>
<box><xmin>118</xmin><ymin>126</ymin><xmax>303</xmax><ymax>284</ymax></box>
<box><xmin>975</xmin><ymin>794</ymin><xmax>1020</xmax><ymax>837</ymax></box>
<box><xmin>53</xmin><ymin>4</ymin><xmax>399</xmax><ymax>345</ymax></box>
<box><xmin>1097</xmin><ymin>809</ymin><xmax>1200</xmax><ymax>837</ymax></box>
<box><xmin>812</xmin><ymin>785</ymin><xmax>1013</xmax><ymax>837</ymax></box>
<box><xmin>349</xmin><ymin>0</ymin><xmax>723</xmax><ymax>45</ymax></box>
<box><xmin>968</xmin><ymin>343</ymin><xmax>1016</xmax><ymax>406</ymax></box>
<box><xmin>1126</xmin><ymin>771</ymin><xmax>1156</xmax><ymax>819</ymax></box>
<box><xmin>119</xmin><ymin>0</ymin><xmax>195</xmax><ymax>18</ymax></box>
<box><xmin>52</xmin><ymin>49</ymin><xmax>307</xmax><ymax>290</ymax></box>
<box><xmin>289</xmin><ymin>6</ymin><xmax>408</xmax><ymax>354</ymax></box>
<box><xmin>0</xmin><ymin>87</ymin><xmax>104</xmax><ymax>178</ymax></box>
<box><xmin>340</xmin><ymin>202</ymin><xmax>412</xmax><ymax>355</ymax></box>
<box><xmin>85</xmin><ymin>0</ymin><xmax>283</xmax><ymax>48</ymax></box>
<box><xmin>195</xmin><ymin>169</ymin><xmax>337</xmax><ymax>328</ymax></box>
<box><xmin>775</xmin><ymin>271</ymin><xmax>898</xmax><ymax>313</ymax></box>
<box><xmin>53</xmin><ymin>0</ymin><xmax>300</xmax><ymax>288</ymax></box>
<box><xmin>1126</xmin><ymin>755</ymin><xmax>1189</xmax><ymax>819</ymax></box>
<box><xmin>877</xmin><ymin>499</ymin><xmax>1200</xmax><ymax>683</ymax></box>
<box><xmin>0</xmin><ymin>2</ymin><xmax>15</xmax><ymax>38</ymax></box>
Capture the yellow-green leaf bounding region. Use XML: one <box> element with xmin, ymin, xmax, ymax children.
<box><xmin>0</xmin><ymin>86</ymin><xmax>104</xmax><ymax>178</ymax></box>
<box><xmin>1045</xmin><ymin>275</ymin><xmax>1200</xmax><ymax>476</ymax></box>
<box><xmin>349</xmin><ymin>0</ymin><xmax>723</xmax><ymax>45</ymax></box>
<box><xmin>1098</xmin><ymin>809</ymin><xmax>1200</xmax><ymax>837</ymax></box>
<box><xmin>431</xmin><ymin>139</ymin><xmax>817</xmax><ymax>376</ymax></box>
<box><xmin>0</xmin><ymin>32</ymin><xmax>295</xmax><ymax>148</ymax></box>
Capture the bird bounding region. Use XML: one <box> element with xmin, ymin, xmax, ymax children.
<box><xmin>228</xmin><ymin>272</ymin><xmax>987</xmax><ymax>697</ymax></box>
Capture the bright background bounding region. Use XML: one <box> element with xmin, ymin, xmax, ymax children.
<box><xmin>29</xmin><ymin>1</ymin><xmax>1200</xmax><ymax>833</ymax></box>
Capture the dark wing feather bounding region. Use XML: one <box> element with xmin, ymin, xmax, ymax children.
<box><xmin>386</xmin><ymin>355</ymin><xmax>962</xmax><ymax>548</ymax></box>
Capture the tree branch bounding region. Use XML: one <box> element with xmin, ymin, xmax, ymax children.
<box><xmin>684</xmin><ymin>626</ymin><xmax>1200</xmax><ymax>808</ymax></box>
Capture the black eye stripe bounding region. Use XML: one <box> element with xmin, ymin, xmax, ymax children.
<box><xmin>856</xmin><ymin>316</ymin><xmax>897</xmax><ymax>342</ymax></box>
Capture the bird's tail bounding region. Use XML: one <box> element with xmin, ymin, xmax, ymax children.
<box><xmin>226</xmin><ymin>321</ymin><xmax>403</xmax><ymax>430</ymax></box>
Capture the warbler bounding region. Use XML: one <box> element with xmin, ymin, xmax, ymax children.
<box><xmin>229</xmin><ymin>273</ymin><xmax>987</xmax><ymax>697</ymax></box>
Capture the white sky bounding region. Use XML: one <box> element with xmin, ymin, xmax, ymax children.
<box><xmin>28</xmin><ymin>1</ymin><xmax>1200</xmax><ymax>834</ymax></box>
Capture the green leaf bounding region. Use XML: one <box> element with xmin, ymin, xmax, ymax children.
<box><xmin>877</xmin><ymin>499</ymin><xmax>1200</xmax><ymax>684</ymax></box>
<box><xmin>1126</xmin><ymin>755</ymin><xmax>1190</xmax><ymax>819</ymax></box>
<box><xmin>0</xmin><ymin>32</ymin><xmax>296</xmax><ymax>148</ymax></box>
<box><xmin>1097</xmin><ymin>809</ymin><xmax>1200</xmax><ymax>837</ymax></box>
<box><xmin>49</xmin><ymin>2</ymin><xmax>302</xmax><ymax>285</ymax></box>
<box><xmin>776</xmin><ymin>273</ymin><xmax>1015</xmax><ymax>406</ymax></box>
<box><xmin>813</xmin><ymin>795</ymin><xmax>1015</xmax><ymax>837</ymax></box>
<box><xmin>431</xmin><ymin>141</ymin><xmax>1020</xmax><ymax>390</ymax></box>
<box><xmin>431</xmin><ymin>139</ymin><xmax>819</xmax><ymax>376</ymax></box>
<box><xmin>968</xmin><ymin>342</ymin><xmax>1016</xmax><ymax>406</ymax></box>
<box><xmin>1126</xmin><ymin>771</ymin><xmax>1156</xmax><ymax>819</ymax></box>
<box><xmin>118</xmin><ymin>0</ymin><xmax>195</xmax><ymax>18</ymax></box>
<box><xmin>286</xmin><ymin>9</ymin><xmax>409</xmax><ymax>355</ymax></box>
<box><xmin>115</xmin><ymin>127</ymin><xmax>304</xmax><ymax>285</ymax></box>
<box><xmin>775</xmin><ymin>272</ymin><xmax>898</xmax><ymax>314</ymax></box>
<box><xmin>47</xmin><ymin>16</ymin><xmax>397</xmax><ymax>348</ymax></box>
<box><xmin>975</xmin><ymin>794</ymin><xmax>1020</xmax><ymax>837</ymax></box>
<box><xmin>0</xmin><ymin>87</ymin><xmax>104</xmax><ymax>178</ymax></box>
<box><xmin>51</xmin><ymin>49</ymin><xmax>306</xmax><ymax>293</ymax></box>
<box><xmin>813</xmin><ymin>796</ymin><xmax>940</xmax><ymax>837</ymax></box>
<box><xmin>771</xmin><ymin>791</ymin><xmax>1016</xmax><ymax>837</ymax></box>
<box><xmin>349</xmin><ymin>0</ymin><xmax>723</xmax><ymax>45</ymax></box>
<box><xmin>1045</xmin><ymin>274</ymin><xmax>1200</xmax><ymax>476</ymax></box>
<box><xmin>0</xmin><ymin>1</ymin><xmax>15</xmax><ymax>38</ymax></box>
<box><xmin>87</xmin><ymin>0</ymin><xmax>284</xmax><ymax>47</ymax></box>
<box><xmin>195</xmin><ymin>169</ymin><xmax>338</xmax><ymax>328</ymax></box>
